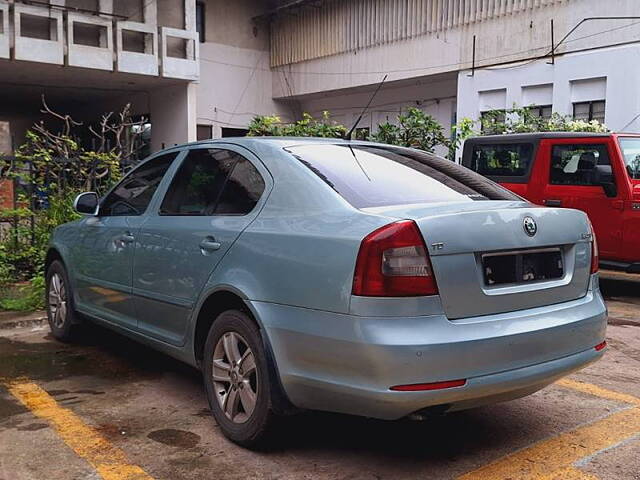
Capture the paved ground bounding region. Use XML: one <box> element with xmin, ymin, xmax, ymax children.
<box><xmin>1</xmin><ymin>271</ymin><xmax>639</xmax><ymax>480</ymax></box>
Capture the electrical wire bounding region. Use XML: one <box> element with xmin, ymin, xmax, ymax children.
<box><xmin>226</xmin><ymin>53</ymin><xmax>265</xmax><ymax>124</ymax></box>
<box><xmin>487</xmin><ymin>17</ymin><xmax>640</xmax><ymax>71</ymax></box>
<box><xmin>126</xmin><ymin>0</ymin><xmax>156</xmax><ymax>21</ymax></box>
<box><xmin>620</xmin><ymin>112</ymin><xmax>640</xmax><ymax>133</ymax></box>
<box><xmin>198</xmin><ymin>16</ymin><xmax>640</xmax><ymax>76</ymax></box>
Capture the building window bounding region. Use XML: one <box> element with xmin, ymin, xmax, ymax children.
<box><xmin>221</xmin><ymin>127</ymin><xmax>249</xmax><ymax>138</ymax></box>
<box><xmin>197</xmin><ymin>124</ymin><xmax>212</xmax><ymax>140</ymax></box>
<box><xmin>573</xmin><ymin>100</ymin><xmax>605</xmax><ymax>123</ymax></box>
<box><xmin>196</xmin><ymin>1</ymin><xmax>205</xmax><ymax>43</ymax></box>
<box><xmin>528</xmin><ymin>105</ymin><xmax>552</xmax><ymax>120</ymax></box>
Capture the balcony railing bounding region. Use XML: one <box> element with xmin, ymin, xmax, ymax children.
<box><xmin>0</xmin><ymin>1</ymin><xmax>9</xmax><ymax>59</ymax></box>
<box><xmin>0</xmin><ymin>0</ymin><xmax>198</xmax><ymax>81</ymax></box>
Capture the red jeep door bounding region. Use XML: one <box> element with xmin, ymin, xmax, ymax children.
<box><xmin>539</xmin><ymin>138</ymin><xmax>623</xmax><ymax>258</ymax></box>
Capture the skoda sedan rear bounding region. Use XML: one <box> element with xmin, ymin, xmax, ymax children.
<box><xmin>46</xmin><ymin>138</ymin><xmax>607</xmax><ymax>448</ymax></box>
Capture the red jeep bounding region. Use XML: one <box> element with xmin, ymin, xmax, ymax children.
<box><xmin>462</xmin><ymin>132</ymin><xmax>640</xmax><ymax>272</ymax></box>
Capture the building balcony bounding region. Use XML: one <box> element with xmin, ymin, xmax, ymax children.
<box><xmin>2</xmin><ymin>0</ymin><xmax>198</xmax><ymax>81</ymax></box>
<box><xmin>0</xmin><ymin>1</ymin><xmax>9</xmax><ymax>59</ymax></box>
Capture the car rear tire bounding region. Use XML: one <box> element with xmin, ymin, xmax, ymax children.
<box><xmin>45</xmin><ymin>260</ymin><xmax>81</xmax><ymax>342</ymax></box>
<box><xmin>203</xmin><ymin>309</ymin><xmax>278</xmax><ymax>448</ymax></box>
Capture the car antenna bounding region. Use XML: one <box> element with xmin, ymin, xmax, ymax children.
<box><xmin>345</xmin><ymin>74</ymin><xmax>388</xmax><ymax>140</ymax></box>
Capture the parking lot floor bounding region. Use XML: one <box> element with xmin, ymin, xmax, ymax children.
<box><xmin>0</xmin><ymin>271</ymin><xmax>639</xmax><ymax>480</ymax></box>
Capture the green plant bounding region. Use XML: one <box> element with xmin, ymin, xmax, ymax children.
<box><xmin>448</xmin><ymin>117</ymin><xmax>477</xmax><ymax>161</ymax></box>
<box><xmin>478</xmin><ymin>105</ymin><xmax>609</xmax><ymax>135</ymax></box>
<box><xmin>248</xmin><ymin>111</ymin><xmax>347</xmax><ymax>138</ymax></box>
<box><xmin>369</xmin><ymin>108</ymin><xmax>449</xmax><ymax>153</ymax></box>
<box><xmin>0</xmin><ymin>98</ymin><xmax>139</xmax><ymax>311</ymax></box>
<box><xmin>0</xmin><ymin>275</ymin><xmax>45</xmax><ymax>311</ymax></box>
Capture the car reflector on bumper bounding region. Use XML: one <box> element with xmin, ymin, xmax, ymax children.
<box><xmin>390</xmin><ymin>379</ymin><xmax>467</xmax><ymax>391</ymax></box>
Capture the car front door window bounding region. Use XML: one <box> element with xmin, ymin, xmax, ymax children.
<box><xmin>101</xmin><ymin>153</ymin><xmax>178</xmax><ymax>216</ymax></box>
<box><xmin>133</xmin><ymin>147</ymin><xmax>268</xmax><ymax>346</ymax></box>
<box><xmin>72</xmin><ymin>151</ymin><xmax>179</xmax><ymax>327</ymax></box>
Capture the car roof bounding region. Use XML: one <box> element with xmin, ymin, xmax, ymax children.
<box><xmin>466</xmin><ymin>132</ymin><xmax>613</xmax><ymax>143</ymax></box>
<box><xmin>181</xmin><ymin>136</ymin><xmax>352</xmax><ymax>148</ymax></box>
<box><xmin>155</xmin><ymin>137</ymin><xmax>409</xmax><ymax>157</ymax></box>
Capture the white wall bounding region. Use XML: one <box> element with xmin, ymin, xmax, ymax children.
<box><xmin>194</xmin><ymin>0</ymin><xmax>289</xmax><ymax>137</ymax></box>
<box><xmin>195</xmin><ymin>42</ymin><xmax>290</xmax><ymax>137</ymax></box>
<box><xmin>270</xmin><ymin>0</ymin><xmax>640</xmax><ymax>99</ymax></box>
<box><xmin>297</xmin><ymin>74</ymin><xmax>457</xmax><ymax>157</ymax></box>
<box><xmin>457</xmin><ymin>44</ymin><xmax>640</xmax><ymax>134</ymax></box>
<box><xmin>150</xmin><ymin>83</ymin><xmax>197</xmax><ymax>151</ymax></box>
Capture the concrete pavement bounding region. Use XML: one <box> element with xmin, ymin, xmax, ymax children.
<box><xmin>0</xmin><ymin>271</ymin><xmax>638</xmax><ymax>480</ymax></box>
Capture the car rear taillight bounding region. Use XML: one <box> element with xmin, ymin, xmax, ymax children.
<box><xmin>352</xmin><ymin>220</ymin><xmax>438</xmax><ymax>297</ymax></box>
<box><xmin>589</xmin><ymin>220</ymin><xmax>599</xmax><ymax>274</ymax></box>
<box><xmin>390</xmin><ymin>379</ymin><xmax>466</xmax><ymax>391</ymax></box>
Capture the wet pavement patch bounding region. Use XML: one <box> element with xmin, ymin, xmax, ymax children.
<box><xmin>193</xmin><ymin>408</ymin><xmax>211</xmax><ymax>418</ymax></box>
<box><xmin>147</xmin><ymin>428</ymin><xmax>201</xmax><ymax>449</ymax></box>
<box><xmin>0</xmin><ymin>324</ymin><xmax>200</xmax><ymax>385</ymax></box>
<box><xmin>16</xmin><ymin>422</ymin><xmax>48</xmax><ymax>431</ymax></box>
<box><xmin>0</xmin><ymin>390</ymin><xmax>29</xmax><ymax>421</ymax></box>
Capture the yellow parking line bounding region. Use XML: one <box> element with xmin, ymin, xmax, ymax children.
<box><xmin>3</xmin><ymin>378</ymin><xmax>153</xmax><ymax>480</ymax></box>
<box><xmin>538</xmin><ymin>466</ymin><xmax>599</xmax><ymax>480</ymax></box>
<box><xmin>459</xmin><ymin>379</ymin><xmax>640</xmax><ymax>480</ymax></box>
<box><xmin>557</xmin><ymin>378</ymin><xmax>640</xmax><ymax>406</ymax></box>
<box><xmin>458</xmin><ymin>406</ymin><xmax>640</xmax><ymax>480</ymax></box>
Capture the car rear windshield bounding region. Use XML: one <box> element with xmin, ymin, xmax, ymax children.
<box><xmin>618</xmin><ymin>137</ymin><xmax>640</xmax><ymax>180</ymax></box>
<box><xmin>286</xmin><ymin>144</ymin><xmax>519</xmax><ymax>209</ymax></box>
<box><xmin>463</xmin><ymin>143</ymin><xmax>534</xmax><ymax>179</ymax></box>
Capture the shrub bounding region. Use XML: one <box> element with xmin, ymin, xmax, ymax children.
<box><xmin>370</xmin><ymin>107</ymin><xmax>449</xmax><ymax>154</ymax></box>
<box><xmin>248</xmin><ymin>111</ymin><xmax>347</xmax><ymax>138</ymax></box>
<box><xmin>0</xmin><ymin>99</ymin><xmax>144</xmax><ymax>311</ymax></box>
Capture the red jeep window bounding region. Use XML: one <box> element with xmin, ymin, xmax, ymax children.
<box><xmin>467</xmin><ymin>143</ymin><xmax>534</xmax><ymax>177</ymax></box>
<box><xmin>550</xmin><ymin>144</ymin><xmax>609</xmax><ymax>186</ymax></box>
<box><xmin>618</xmin><ymin>137</ymin><xmax>640</xmax><ymax>180</ymax></box>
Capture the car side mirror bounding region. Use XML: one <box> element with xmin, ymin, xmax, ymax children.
<box><xmin>594</xmin><ymin>165</ymin><xmax>617</xmax><ymax>198</ymax></box>
<box><xmin>73</xmin><ymin>192</ymin><xmax>99</xmax><ymax>215</ymax></box>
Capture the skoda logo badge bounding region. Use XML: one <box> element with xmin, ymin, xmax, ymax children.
<box><xmin>523</xmin><ymin>216</ymin><xmax>537</xmax><ymax>237</ymax></box>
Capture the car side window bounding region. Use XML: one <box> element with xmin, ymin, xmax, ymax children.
<box><xmin>160</xmin><ymin>148</ymin><xmax>265</xmax><ymax>216</ymax></box>
<box><xmin>550</xmin><ymin>144</ymin><xmax>610</xmax><ymax>186</ymax></box>
<box><xmin>466</xmin><ymin>143</ymin><xmax>534</xmax><ymax>178</ymax></box>
<box><xmin>214</xmin><ymin>155</ymin><xmax>265</xmax><ymax>215</ymax></box>
<box><xmin>100</xmin><ymin>152</ymin><xmax>178</xmax><ymax>216</ymax></box>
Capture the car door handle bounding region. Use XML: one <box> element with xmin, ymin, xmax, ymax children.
<box><xmin>120</xmin><ymin>233</ymin><xmax>135</xmax><ymax>244</ymax></box>
<box><xmin>200</xmin><ymin>237</ymin><xmax>221</xmax><ymax>252</ymax></box>
<box><xmin>544</xmin><ymin>199</ymin><xmax>562</xmax><ymax>207</ymax></box>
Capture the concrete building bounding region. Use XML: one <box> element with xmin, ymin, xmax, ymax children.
<box><xmin>1</xmin><ymin>0</ymin><xmax>640</xmax><ymax>161</ymax></box>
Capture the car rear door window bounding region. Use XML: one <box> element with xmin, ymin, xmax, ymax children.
<box><xmin>464</xmin><ymin>143</ymin><xmax>534</xmax><ymax>179</ymax></box>
<box><xmin>100</xmin><ymin>152</ymin><xmax>178</xmax><ymax>216</ymax></box>
<box><xmin>160</xmin><ymin>148</ymin><xmax>265</xmax><ymax>215</ymax></box>
<box><xmin>550</xmin><ymin>144</ymin><xmax>609</xmax><ymax>186</ymax></box>
<box><xmin>287</xmin><ymin>144</ymin><xmax>519</xmax><ymax>209</ymax></box>
<box><xmin>214</xmin><ymin>155</ymin><xmax>265</xmax><ymax>214</ymax></box>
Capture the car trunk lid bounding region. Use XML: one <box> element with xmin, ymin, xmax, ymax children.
<box><xmin>363</xmin><ymin>201</ymin><xmax>593</xmax><ymax>319</ymax></box>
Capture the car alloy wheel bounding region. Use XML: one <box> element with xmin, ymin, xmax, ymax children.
<box><xmin>212</xmin><ymin>331</ymin><xmax>259</xmax><ymax>423</ymax></box>
<box><xmin>48</xmin><ymin>272</ymin><xmax>68</xmax><ymax>328</ymax></box>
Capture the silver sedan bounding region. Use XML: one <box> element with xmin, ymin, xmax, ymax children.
<box><xmin>45</xmin><ymin>138</ymin><xmax>607</xmax><ymax>448</ymax></box>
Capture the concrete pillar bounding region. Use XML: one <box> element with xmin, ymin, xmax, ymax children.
<box><xmin>149</xmin><ymin>83</ymin><xmax>197</xmax><ymax>153</ymax></box>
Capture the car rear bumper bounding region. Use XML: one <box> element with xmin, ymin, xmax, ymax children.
<box><xmin>251</xmin><ymin>275</ymin><xmax>607</xmax><ymax>420</ymax></box>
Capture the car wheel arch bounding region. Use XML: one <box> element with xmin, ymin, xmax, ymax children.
<box><xmin>192</xmin><ymin>288</ymin><xmax>259</xmax><ymax>366</ymax></box>
<box><xmin>192</xmin><ymin>287</ymin><xmax>298</xmax><ymax>415</ymax></box>
<box><xmin>45</xmin><ymin>247</ymin><xmax>65</xmax><ymax>274</ymax></box>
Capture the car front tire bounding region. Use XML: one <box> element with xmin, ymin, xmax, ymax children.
<box><xmin>203</xmin><ymin>309</ymin><xmax>277</xmax><ymax>448</ymax></box>
<box><xmin>45</xmin><ymin>260</ymin><xmax>81</xmax><ymax>342</ymax></box>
